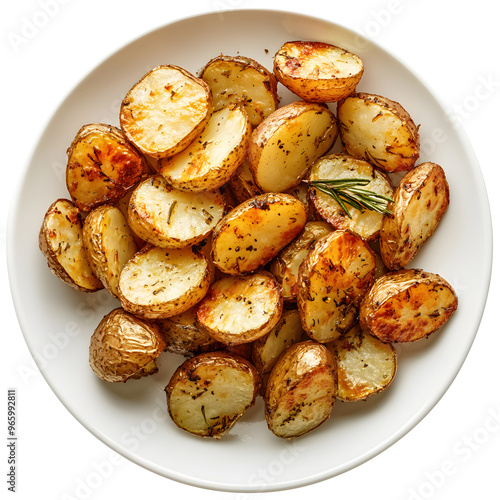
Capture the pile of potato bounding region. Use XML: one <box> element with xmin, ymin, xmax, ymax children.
<box><xmin>39</xmin><ymin>40</ymin><xmax>458</xmax><ymax>439</ymax></box>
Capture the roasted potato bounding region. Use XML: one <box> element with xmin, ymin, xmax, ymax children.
<box><xmin>195</xmin><ymin>271</ymin><xmax>283</xmax><ymax>345</ymax></box>
<box><xmin>269</xmin><ymin>220</ymin><xmax>333</xmax><ymax>301</ymax></box>
<box><xmin>211</xmin><ymin>192</ymin><xmax>308</xmax><ymax>275</ymax></box>
<box><xmin>39</xmin><ymin>198</ymin><xmax>103</xmax><ymax>292</ymax></box>
<box><xmin>89</xmin><ymin>307</ymin><xmax>166</xmax><ymax>383</ymax></box>
<box><xmin>127</xmin><ymin>175</ymin><xmax>225</xmax><ymax>249</ymax></box>
<box><xmin>380</xmin><ymin>162</ymin><xmax>450</xmax><ymax>269</ymax></box>
<box><xmin>66</xmin><ymin>123</ymin><xmax>150</xmax><ymax>212</ymax></box>
<box><xmin>158</xmin><ymin>103</ymin><xmax>251</xmax><ymax>191</ymax></box>
<box><xmin>337</xmin><ymin>92</ymin><xmax>420</xmax><ymax>173</ymax></box>
<box><xmin>297</xmin><ymin>229</ymin><xmax>376</xmax><ymax>343</ymax></box>
<box><xmin>199</xmin><ymin>55</ymin><xmax>279</xmax><ymax>127</ymax></box>
<box><xmin>227</xmin><ymin>158</ymin><xmax>263</xmax><ymax>204</ymax></box>
<box><xmin>273</xmin><ymin>41</ymin><xmax>364</xmax><ymax>102</ymax></box>
<box><xmin>118</xmin><ymin>244</ymin><xmax>211</xmax><ymax>319</ymax></box>
<box><xmin>359</xmin><ymin>268</ymin><xmax>458</xmax><ymax>343</ymax></box>
<box><xmin>165</xmin><ymin>351</ymin><xmax>261</xmax><ymax>439</ymax></box>
<box><xmin>247</xmin><ymin>101</ymin><xmax>338</xmax><ymax>193</ymax></box>
<box><xmin>308</xmin><ymin>153</ymin><xmax>395</xmax><ymax>241</ymax></box>
<box><xmin>82</xmin><ymin>204</ymin><xmax>138</xmax><ymax>297</ymax></box>
<box><xmin>265</xmin><ymin>340</ymin><xmax>337</xmax><ymax>438</ymax></box>
<box><xmin>120</xmin><ymin>65</ymin><xmax>212</xmax><ymax>158</ymax></box>
<box><xmin>330</xmin><ymin>323</ymin><xmax>397</xmax><ymax>402</ymax></box>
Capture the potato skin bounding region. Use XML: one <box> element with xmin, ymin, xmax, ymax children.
<box><xmin>359</xmin><ymin>268</ymin><xmax>458</xmax><ymax>343</ymax></box>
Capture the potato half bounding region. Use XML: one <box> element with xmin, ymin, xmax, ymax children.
<box><xmin>248</xmin><ymin>101</ymin><xmax>338</xmax><ymax>193</ymax></box>
<box><xmin>359</xmin><ymin>268</ymin><xmax>458</xmax><ymax>343</ymax></box>
<box><xmin>158</xmin><ymin>103</ymin><xmax>251</xmax><ymax>191</ymax></box>
<box><xmin>120</xmin><ymin>65</ymin><xmax>212</xmax><ymax>158</ymax></box>
<box><xmin>89</xmin><ymin>307</ymin><xmax>166</xmax><ymax>383</ymax></box>
<box><xmin>39</xmin><ymin>198</ymin><xmax>103</xmax><ymax>292</ymax></box>
<box><xmin>166</xmin><ymin>351</ymin><xmax>261</xmax><ymax>438</ymax></box>
<box><xmin>273</xmin><ymin>40</ymin><xmax>364</xmax><ymax>102</ymax></box>
<box><xmin>227</xmin><ymin>158</ymin><xmax>263</xmax><ymax>204</ymax></box>
<box><xmin>265</xmin><ymin>340</ymin><xmax>337</xmax><ymax>438</ymax></box>
<box><xmin>380</xmin><ymin>162</ymin><xmax>450</xmax><ymax>269</ymax></box>
<box><xmin>66</xmin><ymin>123</ymin><xmax>150</xmax><ymax>212</ymax></box>
<box><xmin>337</xmin><ymin>93</ymin><xmax>420</xmax><ymax>173</ymax></box>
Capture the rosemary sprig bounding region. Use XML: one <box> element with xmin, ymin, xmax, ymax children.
<box><xmin>306</xmin><ymin>178</ymin><xmax>394</xmax><ymax>219</ymax></box>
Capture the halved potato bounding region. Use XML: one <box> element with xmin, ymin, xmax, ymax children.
<box><xmin>359</xmin><ymin>268</ymin><xmax>458</xmax><ymax>343</ymax></box>
<box><xmin>227</xmin><ymin>158</ymin><xmax>263</xmax><ymax>204</ymax></box>
<box><xmin>269</xmin><ymin>220</ymin><xmax>333</xmax><ymax>301</ymax></box>
<box><xmin>158</xmin><ymin>103</ymin><xmax>251</xmax><ymax>191</ymax></box>
<box><xmin>297</xmin><ymin>229</ymin><xmax>376</xmax><ymax>343</ymax></box>
<box><xmin>273</xmin><ymin>40</ymin><xmax>364</xmax><ymax>102</ymax></box>
<box><xmin>308</xmin><ymin>153</ymin><xmax>394</xmax><ymax>241</ymax></box>
<box><xmin>337</xmin><ymin>93</ymin><xmax>420</xmax><ymax>173</ymax></box>
<box><xmin>127</xmin><ymin>175</ymin><xmax>225</xmax><ymax>248</ymax></box>
<box><xmin>265</xmin><ymin>340</ymin><xmax>337</xmax><ymax>438</ymax></box>
<box><xmin>330</xmin><ymin>323</ymin><xmax>397</xmax><ymax>402</ymax></box>
<box><xmin>118</xmin><ymin>245</ymin><xmax>211</xmax><ymax>319</ymax></box>
<box><xmin>195</xmin><ymin>271</ymin><xmax>283</xmax><ymax>346</ymax></box>
<box><xmin>120</xmin><ymin>65</ymin><xmax>212</xmax><ymax>158</ymax></box>
<box><xmin>247</xmin><ymin>101</ymin><xmax>337</xmax><ymax>193</ymax></box>
<box><xmin>380</xmin><ymin>162</ymin><xmax>450</xmax><ymax>269</ymax></box>
<box><xmin>39</xmin><ymin>198</ymin><xmax>103</xmax><ymax>292</ymax></box>
<box><xmin>66</xmin><ymin>123</ymin><xmax>150</xmax><ymax>212</ymax></box>
<box><xmin>82</xmin><ymin>204</ymin><xmax>138</xmax><ymax>297</ymax></box>
<box><xmin>89</xmin><ymin>307</ymin><xmax>166</xmax><ymax>383</ymax></box>
<box><xmin>165</xmin><ymin>351</ymin><xmax>261</xmax><ymax>438</ymax></box>
<box><xmin>211</xmin><ymin>192</ymin><xmax>307</xmax><ymax>275</ymax></box>
<box><xmin>199</xmin><ymin>55</ymin><xmax>279</xmax><ymax>127</ymax></box>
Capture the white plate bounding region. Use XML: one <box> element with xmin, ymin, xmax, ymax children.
<box><xmin>7</xmin><ymin>9</ymin><xmax>492</xmax><ymax>493</ymax></box>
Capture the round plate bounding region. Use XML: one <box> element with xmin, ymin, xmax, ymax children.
<box><xmin>7</xmin><ymin>9</ymin><xmax>492</xmax><ymax>493</ymax></box>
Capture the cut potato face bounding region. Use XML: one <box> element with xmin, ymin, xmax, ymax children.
<box><xmin>273</xmin><ymin>41</ymin><xmax>364</xmax><ymax>102</ymax></box>
<box><xmin>118</xmin><ymin>245</ymin><xmax>211</xmax><ymax>319</ymax></box>
<box><xmin>66</xmin><ymin>123</ymin><xmax>150</xmax><ymax>212</ymax></box>
<box><xmin>265</xmin><ymin>340</ymin><xmax>337</xmax><ymax>438</ymax></box>
<box><xmin>199</xmin><ymin>55</ymin><xmax>279</xmax><ymax>127</ymax></box>
<box><xmin>120</xmin><ymin>65</ymin><xmax>212</xmax><ymax>158</ymax></box>
<box><xmin>380</xmin><ymin>162</ymin><xmax>450</xmax><ymax>270</ymax></box>
<box><xmin>39</xmin><ymin>199</ymin><xmax>103</xmax><ymax>292</ymax></box>
<box><xmin>248</xmin><ymin>101</ymin><xmax>337</xmax><ymax>193</ymax></box>
<box><xmin>211</xmin><ymin>192</ymin><xmax>308</xmax><ymax>274</ymax></box>
<box><xmin>308</xmin><ymin>153</ymin><xmax>395</xmax><ymax>241</ymax></box>
<box><xmin>127</xmin><ymin>175</ymin><xmax>225</xmax><ymax>248</ymax></box>
<box><xmin>83</xmin><ymin>204</ymin><xmax>138</xmax><ymax>297</ymax></box>
<box><xmin>359</xmin><ymin>268</ymin><xmax>458</xmax><ymax>343</ymax></box>
<box><xmin>166</xmin><ymin>351</ymin><xmax>261</xmax><ymax>438</ymax></box>
<box><xmin>158</xmin><ymin>104</ymin><xmax>251</xmax><ymax>191</ymax></box>
<box><xmin>195</xmin><ymin>271</ymin><xmax>283</xmax><ymax>345</ymax></box>
<box><xmin>330</xmin><ymin>323</ymin><xmax>397</xmax><ymax>402</ymax></box>
<box><xmin>297</xmin><ymin>229</ymin><xmax>376</xmax><ymax>343</ymax></box>
<box><xmin>89</xmin><ymin>307</ymin><xmax>166</xmax><ymax>383</ymax></box>
<box><xmin>337</xmin><ymin>93</ymin><xmax>420</xmax><ymax>173</ymax></box>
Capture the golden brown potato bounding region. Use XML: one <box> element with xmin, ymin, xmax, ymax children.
<box><xmin>39</xmin><ymin>198</ymin><xmax>103</xmax><ymax>292</ymax></box>
<box><xmin>330</xmin><ymin>323</ymin><xmax>397</xmax><ymax>402</ymax></box>
<box><xmin>199</xmin><ymin>54</ymin><xmax>279</xmax><ymax>127</ymax></box>
<box><xmin>166</xmin><ymin>351</ymin><xmax>261</xmax><ymax>438</ymax></box>
<box><xmin>120</xmin><ymin>65</ymin><xmax>212</xmax><ymax>158</ymax></box>
<box><xmin>211</xmin><ymin>192</ymin><xmax>308</xmax><ymax>275</ymax></box>
<box><xmin>248</xmin><ymin>101</ymin><xmax>338</xmax><ymax>193</ymax></box>
<box><xmin>227</xmin><ymin>158</ymin><xmax>263</xmax><ymax>204</ymax></box>
<box><xmin>380</xmin><ymin>162</ymin><xmax>450</xmax><ymax>269</ymax></box>
<box><xmin>265</xmin><ymin>340</ymin><xmax>337</xmax><ymax>438</ymax></box>
<box><xmin>273</xmin><ymin>41</ymin><xmax>364</xmax><ymax>102</ymax></box>
<box><xmin>337</xmin><ymin>93</ymin><xmax>420</xmax><ymax>173</ymax></box>
<box><xmin>359</xmin><ymin>268</ymin><xmax>458</xmax><ymax>343</ymax></box>
<box><xmin>297</xmin><ymin>229</ymin><xmax>376</xmax><ymax>343</ymax></box>
<box><xmin>89</xmin><ymin>307</ymin><xmax>166</xmax><ymax>383</ymax></box>
<box><xmin>66</xmin><ymin>123</ymin><xmax>150</xmax><ymax>212</ymax></box>
<box><xmin>195</xmin><ymin>271</ymin><xmax>283</xmax><ymax>346</ymax></box>
<box><xmin>118</xmin><ymin>245</ymin><xmax>211</xmax><ymax>319</ymax></box>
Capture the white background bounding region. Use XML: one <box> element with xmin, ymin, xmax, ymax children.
<box><xmin>2</xmin><ymin>0</ymin><xmax>498</xmax><ymax>499</ymax></box>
